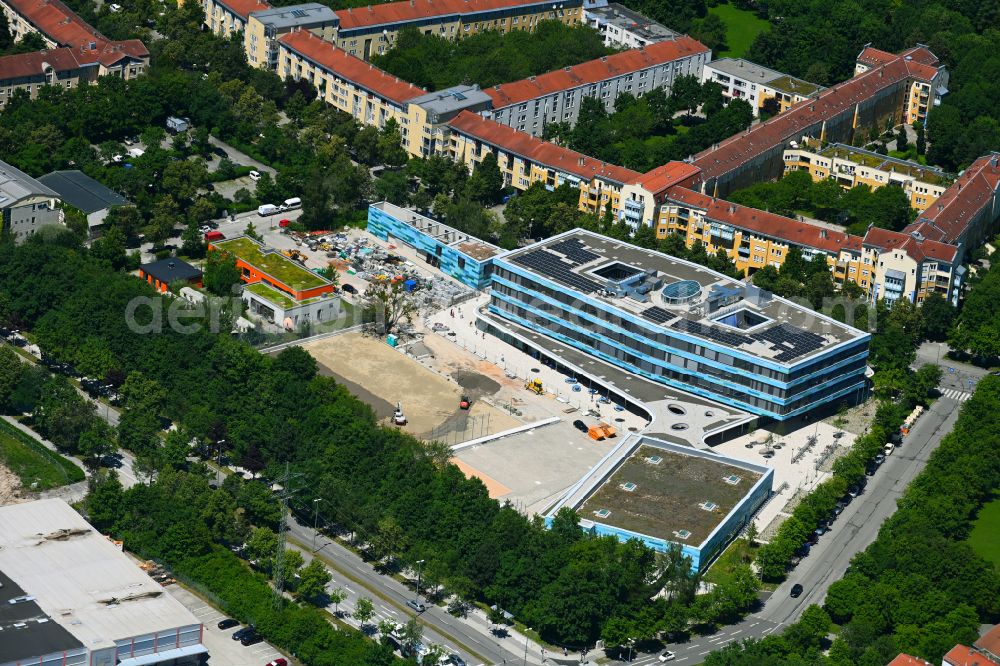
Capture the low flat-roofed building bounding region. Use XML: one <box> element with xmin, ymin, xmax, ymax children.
<box><xmin>210</xmin><ymin>234</ymin><xmax>337</xmax><ymax>301</ymax></box>
<box><xmin>490</xmin><ymin>228</ymin><xmax>870</xmax><ymax>420</ymax></box>
<box><xmin>38</xmin><ymin>169</ymin><xmax>129</xmax><ymax>237</ymax></box>
<box><xmin>0</xmin><ymin>499</ymin><xmax>205</xmax><ymax>666</ymax></box>
<box><xmin>368</xmin><ymin>201</ymin><xmax>502</xmax><ymax>289</ymax></box>
<box><xmin>241</xmin><ymin>279</ymin><xmax>344</xmax><ymax>329</ymax></box>
<box><xmin>783</xmin><ymin>137</ymin><xmax>952</xmax><ymax>212</ymax></box>
<box><xmin>701</xmin><ymin>58</ymin><xmax>824</xmax><ymax>116</ymax></box>
<box><xmin>0</xmin><ymin>158</ymin><xmax>61</xmax><ymax>242</ymax></box>
<box><xmin>583</xmin><ymin>2</ymin><xmax>678</xmax><ymax>49</ymax></box>
<box><xmin>138</xmin><ymin>258</ymin><xmax>204</xmax><ymax>293</ymax></box>
<box><xmin>546</xmin><ymin>434</ymin><xmax>773</xmax><ymax>570</ymax></box>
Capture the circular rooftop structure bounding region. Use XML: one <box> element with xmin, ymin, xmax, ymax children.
<box><xmin>661</xmin><ymin>279</ymin><xmax>701</xmax><ymax>305</ymax></box>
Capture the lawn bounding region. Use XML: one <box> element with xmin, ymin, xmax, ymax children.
<box><xmin>708</xmin><ymin>4</ymin><xmax>771</xmax><ymax>59</ymax></box>
<box><xmin>968</xmin><ymin>494</ymin><xmax>1000</xmax><ymax>568</ymax></box>
<box><xmin>704</xmin><ymin>537</ymin><xmax>778</xmax><ymax>591</ymax></box>
<box><xmin>0</xmin><ymin>419</ymin><xmax>85</xmax><ymax>490</ymax></box>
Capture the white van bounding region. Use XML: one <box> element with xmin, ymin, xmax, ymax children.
<box><xmin>257</xmin><ymin>204</ymin><xmax>279</xmax><ymax>216</ymax></box>
<box><xmin>282</xmin><ymin>197</ymin><xmax>301</xmax><ymax>210</ymax></box>
<box><xmin>127</xmin><ymin>147</ymin><xmax>145</xmax><ymax>159</ymax></box>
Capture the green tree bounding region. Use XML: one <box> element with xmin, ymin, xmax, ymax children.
<box><xmin>326</xmin><ymin>584</ymin><xmax>347</xmax><ymax>615</ymax></box>
<box><xmin>297</xmin><ymin>559</ymin><xmax>332</xmax><ymax>603</ymax></box>
<box><xmin>203</xmin><ymin>249</ymin><xmax>241</xmax><ymax>297</ymax></box>
<box><xmin>896</xmin><ymin>126</ymin><xmax>908</xmax><ymax>153</ymax></box>
<box><xmin>919</xmin><ymin>293</ymin><xmax>953</xmax><ymax>341</ymax></box>
<box><xmin>353</xmin><ymin>596</ymin><xmax>376</xmax><ymax>627</ymax></box>
<box><xmin>377</xmin><ymin>119</ymin><xmax>409</xmax><ymax>167</ymax></box>
<box><xmin>245</xmin><ymin>526</ymin><xmax>278</xmax><ymax>572</ymax></box>
<box><xmin>0</xmin><ymin>345</ymin><xmax>26</xmax><ymax>411</ymax></box>
<box><xmin>465</xmin><ymin>152</ymin><xmax>504</xmax><ymax>205</ymax></box>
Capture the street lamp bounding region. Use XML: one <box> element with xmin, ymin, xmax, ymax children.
<box><xmin>215</xmin><ymin>439</ymin><xmax>226</xmax><ymax>485</ymax></box>
<box><xmin>311</xmin><ymin>498</ymin><xmax>323</xmax><ymax>552</ymax></box>
<box><xmin>415</xmin><ymin>559</ymin><xmax>425</xmax><ymax>604</ymax></box>
<box><xmin>523</xmin><ymin>628</ymin><xmax>531</xmax><ymax>666</ymax></box>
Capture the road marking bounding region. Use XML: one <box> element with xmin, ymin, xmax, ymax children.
<box><xmin>708</xmin><ymin>635</ymin><xmax>727</xmax><ymax>642</ymax></box>
<box><xmin>699</xmin><ymin>649</ymin><xmax>712</xmax><ymax>655</ymax></box>
<box><xmin>730</xmin><ymin>630</ymin><xmax>743</xmax><ymax>636</ymax></box>
<box><xmin>750</xmin><ymin>622</ymin><xmax>759</xmax><ymax>627</ymax></box>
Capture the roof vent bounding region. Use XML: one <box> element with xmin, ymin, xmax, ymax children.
<box><xmin>620</xmin><ymin>481</ymin><xmax>637</xmax><ymax>492</ymax></box>
<box><xmin>646</xmin><ymin>455</ymin><xmax>662</xmax><ymax>465</ymax></box>
<box><xmin>673</xmin><ymin>529</ymin><xmax>691</xmax><ymax>540</ymax></box>
<box><xmin>699</xmin><ymin>501</ymin><xmax>718</xmax><ymax>512</ymax></box>
<box><xmin>594</xmin><ymin>508</ymin><xmax>611</xmax><ymax>519</ymax></box>
<box><xmin>723</xmin><ymin>474</ymin><xmax>742</xmax><ymax>485</ymax></box>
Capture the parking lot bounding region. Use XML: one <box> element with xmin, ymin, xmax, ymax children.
<box><xmin>164</xmin><ymin>584</ymin><xmax>288</xmax><ymax>666</ymax></box>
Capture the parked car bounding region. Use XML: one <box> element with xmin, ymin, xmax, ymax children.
<box><xmin>790</xmin><ymin>583</ymin><xmax>804</xmax><ymax>598</ymax></box>
<box><xmin>848</xmin><ymin>485</ymin><xmax>861</xmax><ymax>497</ymax></box>
<box><xmin>572</xmin><ymin>419</ymin><xmax>588</xmax><ymax>433</ymax></box>
<box><xmin>241</xmin><ymin>633</ymin><xmax>263</xmax><ymax>646</ymax></box>
<box><xmin>658</xmin><ymin>651</ymin><xmax>676</xmax><ymax>662</ymax></box>
<box><xmin>341</xmin><ymin>283</ymin><xmax>357</xmax><ymax>295</ymax></box>
<box><xmin>446</xmin><ymin>655</ymin><xmax>466</xmax><ymax>666</ymax></box>
<box><xmin>406</xmin><ymin>599</ymin><xmax>426</xmax><ymax>613</ymax></box>
<box><xmin>232</xmin><ymin>625</ymin><xmax>255</xmax><ymax>641</ymax></box>
<box><xmin>249</xmin><ymin>170</ymin><xmax>261</xmax><ymax>182</ymax></box>
<box><xmin>265</xmin><ymin>659</ymin><xmax>288</xmax><ymax>666</ymax></box>
<box><xmin>217</xmin><ymin>618</ymin><xmax>239</xmax><ymax>630</ymax></box>
<box><xmin>874</xmin><ymin>453</ymin><xmax>886</xmax><ymax>465</ymax></box>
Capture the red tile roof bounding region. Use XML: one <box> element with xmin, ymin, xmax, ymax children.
<box><xmin>901</xmin><ymin>45</ymin><xmax>940</xmax><ymax>66</ymax></box>
<box><xmin>484</xmin><ymin>36</ymin><xmax>709</xmax><ymax>108</ymax></box>
<box><xmin>887</xmin><ymin>654</ymin><xmax>933</xmax><ymax>666</ymax></box>
<box><xmin>4</xmin><ymin>0</ymin><xmax>104</xmax><ymax>48</ymax></box>
<box><xmin>857</xmin><ymin>46</ymin><xmax>896</xmax><ymax>68</ymax></box>
<box><xmin>693</xmin><ymin>47</ymin><xmax>943</xmax><ymax>183</ymax></box>
<box><xmin>335</xmin><ymin>0</ymin><xmax>559</xmax><ymax>31</ymax></box>
<box><xmin>975</xmin><ymin>625</ymin><xmax>1000</xmax><ymax>661</ymax></box>
<box><xmin>0</xmin><ymin>46</ymin><xmax>83</xmax><ymax>79</ymax></box>
<box><xmin>0</xmin><ymin>39</ymin><xmax>148</xmax><ymax>81</ymax></box>
<box><xmin>215</xmin><ymin>0</ymin><xmax>271</xmax><ymax>21</ymax></box>
<box><xmin>908</xmin><ymin>154</ymin><xmax>1000</xmax><ymax>244</ymax></box>
<box><xmin>943</xmin><ymin>645</ymin><xmax>1000</xmax><ymax>666</ymax></box>
<box><xmin>278</xmin><ymin>30</ymin><xmax>426</xmax><ymax>105</ymax></box>
<box><xmin>633</xmin><ymin>161</ymin><xmax>701</xmax><ymax>195</ymax></box>
<box><xmin>447</xmin><ymin>110</ymin><xmax>642</xmax><ymax>184</ymax></box>
<box><xmin>862</xmin><ymin>226</ymin><xmax>957</xmax><ymax>263</ymax></box>
<box><xmin>667</xmin><ymin>186</ymin><xmax>863</xmax><ymax>255</ymax></box>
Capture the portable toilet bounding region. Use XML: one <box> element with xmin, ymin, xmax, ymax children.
<box><xmin>404</xmin><ymin>279</ymin><xmax>418</xmax><ymax>292</ymax></box>
<box><xmin>386</xmin><ymin>334</ymin><xmax>398</xmax><ymax>347</ymax></box>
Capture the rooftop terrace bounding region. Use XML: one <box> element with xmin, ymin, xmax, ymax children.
<box><xmin>499</xmin><ymin>229</ymin><xmax>866</xmax><ymax>364</ymax></box>
<box><xmin>815</xmin><ymin>143</ymin><xmax>952</xmax><ymax>185</ymax></box>
<box><xmin>213</xmin><ymin>236</ymin><xmax>330</xmax><ymax>291</ymax></box>
<box><xmin>577</xmin><ymin>444</ymin><xmax>763</xmax><ymax>545</ymax></box>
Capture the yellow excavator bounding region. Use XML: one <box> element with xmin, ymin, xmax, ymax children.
<box><xmin>525</xmin><ymin>378</ymin><xmax>544</xmax><ymax>395</ymax></box>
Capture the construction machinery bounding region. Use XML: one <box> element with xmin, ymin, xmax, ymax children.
<box><xmin>281</xmin><ymin>249</ymin><xmax>308</xmax><ymax>264</ymax></box>
<box><xmin>393</xmin><ymin>402</ymin><xmax>407</xmax><ymax>426</ymax></box>
<box><xmin>525</xmin><ymin>379</ymin><xmax>544</xmax><ymax>395</ymax></box>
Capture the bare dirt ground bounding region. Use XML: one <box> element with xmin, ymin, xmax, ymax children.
<box><xmin>0</xmin><ymin>464</ymin><xmax>25</xmax><ymax>506</ymax></box>
<box><xmin>302</xmin><ymin>332</ymin><xmax>519</xmax><ymax>440</ymax></box>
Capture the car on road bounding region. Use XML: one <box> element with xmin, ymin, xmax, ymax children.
<box><xmin>249</xmin><ymin>170</ymin><xmax>261</xmax><ymax>181</ymax></box>
<box><xmin>572</xmin><ymin>419</ymin><xmax>588</xmax><ymax>433</ymax></box>
<box><xmin>217</xmin><ymin>618</ymin><xmax>239</xmax><ymax>630</ymax></box>
<box><xmin>848</xmin><ymin>485</ymin><xmax>861</xmax><ymax>497</ymax></box>
<box><xmin>874</xmin><ymin>453</ymin><xmax>886</xmax><ymax>465</ymax></box>
<box><xmin>265</xmin><ymin>659</ymin><xmax>288</xmax><ymax>666</ymax></box>
<box><xmin>790</xmin><ymin>583</ymin><xmax>804</xmax><ymax>598</ymax></box>
<box><xmin>658</xmin><ymin>651</ymin><xmax>676</xmax><ymax>662</ymax></box>
<box><xmin>445</xmin><ymin>655</ymin><xmax>466</xmax><ymax>666</ymax></box>
<box><xmin>406</xmin><ymin>599</ymin><xmax>426</xmax><ymax>613</ymax></box>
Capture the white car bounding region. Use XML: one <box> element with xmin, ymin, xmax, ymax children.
<box><xmin>659</xmin><ymin>651</ymin><xmax>676</xmax><ymax>662</ymax></box>
<box><xmin>109</xmin><ymin>3</ymin><xmax>122</xmax><ymax>11</ymax></box>
<box><xmin>249</xmin><ymin>170</ymin><xmax>261</xmax><ymax>182</ymax></box>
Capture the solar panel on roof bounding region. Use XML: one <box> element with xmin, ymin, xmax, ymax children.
<box><xmin>549</xmin><ymin>238</ymin><xmax>600</xmax><ymax>265</ymax></box>
<box><xmin>751</xmin><ymin>324</ymin><xmax>825</xmax><ymax>361</ymax></box>
<box><xmin>642</xmin><ymin>306</ymin><xmax>675</xmax><ymax>325</ymax></box>
<box><xmin>511</xmin><ymin>250</ymin><xmax>602</xmax><ymax>294</ymax></box>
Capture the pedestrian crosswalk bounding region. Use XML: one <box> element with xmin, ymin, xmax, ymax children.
<box><xmin>941</xmin><ymin>388</ymin><xmax>972</xmax><ymax>402</ymax></box>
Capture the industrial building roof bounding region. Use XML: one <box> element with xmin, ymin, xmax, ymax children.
<box><xmin>248</xmin><ymin>3</ymin><xmax>338</xmax><ymax>28</ymax></box>
<box><xmin>334</xmin><ymin>0</ymin><xmax>566</xmax><ymax>31</ymax></box>
<box><xmin>39</xmin><ymin>170</ymin><xmax>128</xmax><ymax>214</ymax></box>
<box><xmin>500</xmin><ymin>229</ymin><xmax>866</xmax><ymax>359</ymax></box>
<box><xmin>448</xmin><ymin>110</ymin><xmax>641</xmax><ymax>185</ymax></box>
<box><xmin>485</xmin><ymin>36</ymin><xmax>709</xmax><ymax>108</ymax></box>
<box><xmin>0</xmin><ymin>567</ymin><xmax>83</xmax><ymax>664</ymax></box>
<box><xmin>0</xmin><ymin>500</ymin><xmax>201</xmax><ymax>654</ymax></box>
<box><xmin>585</xmin><ymin>3</ymin><xmax>678</xmax><ymax>43</ymax></box>
<box><xmin>0</xmin><ymin>159</ymin><xmax>59</xmax><ymax>208</ymax></box>
<box><xmin>278</xmin><ymin>29</ymin><xmax>426</xmax><ymax>105</ymax></box>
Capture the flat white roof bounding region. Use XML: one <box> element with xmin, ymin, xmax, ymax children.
<box><xmin>0</xmin><ymin>499</ymin><xmax>201</xmax><ymax>651</ymax></box>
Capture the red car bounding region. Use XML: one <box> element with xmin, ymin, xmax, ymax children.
<box><xmin>278</xmin><ymin>219</ymin><xmax>291</xmax><ymax>228</ymax></box>
<box><xmin>459</xmin><ymin>395</ymin><xmax>471</xmax><ymax>410</ymax></box>
<box><xmin>265</xmin><ymin>659</ymin><xmax>288</xmax><ymax>666</ymax></box>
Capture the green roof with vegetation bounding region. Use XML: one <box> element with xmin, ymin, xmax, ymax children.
<box><xmin>214</xmin><ymin>237</ymin><xmax>329</xmax><ymax>291</ymax></box>
<box><xmin>244</xmin><ymin>281</ymin><xmax>300</xmax><ymax>309</ymax></box>
<box><xmin>767</xmin><ymin>75</ymin><xmax>822</xmax><ymax>97</ymax></box>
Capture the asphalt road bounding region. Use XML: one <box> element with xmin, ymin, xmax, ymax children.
<box><xmin>629</xmin><ymin>390</ymin><xmax>966</xmax><ymax>665</ymax></box>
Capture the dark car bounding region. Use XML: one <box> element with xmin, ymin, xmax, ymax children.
<box><xmin>232</xmin><ymin>626</ymin><xmax>255</xmax><ymax>641</ymax></box>
<box><xmin>790</xmin><ymin>583</ymin><xmax>804</xmax><ymax>598</ymax></box>
<box><xmin>447</xmin><ymin>655</ymin><xmax>467</xmax><ymax>666</ymax></box>
<box><xmin>217</xmin><ymin>618</ymin><xmax>239</xmax><ymax>630</ymax></box>
<box><xmin>572</xmin><ymin>419</ymin><xmax>588</xmax><ymax>433</ymax></box>
<box><xmin>241</xmin><ymin>633</ymin><xmax>263</xmax><ymax>646</ymax></box>
<box><xmin>341</xmin><ymin>283</ymin><xmax>357</xmax><ymax>294</ymax></box>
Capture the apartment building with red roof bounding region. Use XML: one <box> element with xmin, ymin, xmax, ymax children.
<box><xmin>0</xmin><ymin>40</ymin><xmax>149</xmax><ymax>107</ymax></box>
<box><xmin>0</xmin><ymin>0</ymin><xmax>102</xmax><ymax>49</ymax></box>
<box><xmin>975</xmin><ymin>625</ymin><xmax>1000</xmax><ymax>663</ymax></box>
<box><xmin>886</xmin><ymin>655</ymin><xmax>933</xmax><ymax>666</ymax></box>
<box><xmin>486</xmin><ymin>36</ymin><xmax>709</xmax><ymax>136</ymax></box>
<box><xmin>944</xmin><ymin>645</ymin><xmax>1000</xmax><ymax>666</ymax></box>
<box><xmin>692</xmin><ymin>46</ymin><xmax>948</xmax><ymax>198</ymax></box>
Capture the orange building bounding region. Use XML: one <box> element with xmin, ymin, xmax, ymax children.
<box><xmin>138</xmin><ymin>258</ymin><xmax>203</xmax><ymax>293</ymax></box>
<box><xmin>208</xmin><ymin>235</ymin><xmax>335</xmax><ymax>301</ymax></box>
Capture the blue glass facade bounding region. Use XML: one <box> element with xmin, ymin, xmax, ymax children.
<box><xmin>367</xmin><ymin>204</ymin><xmax>497</xmax><ymax>290</ymax></box>
<box><xmin>488</xmin><ymin>250</ymin><xmax>870</xmax><ymax>421</ymax></box>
